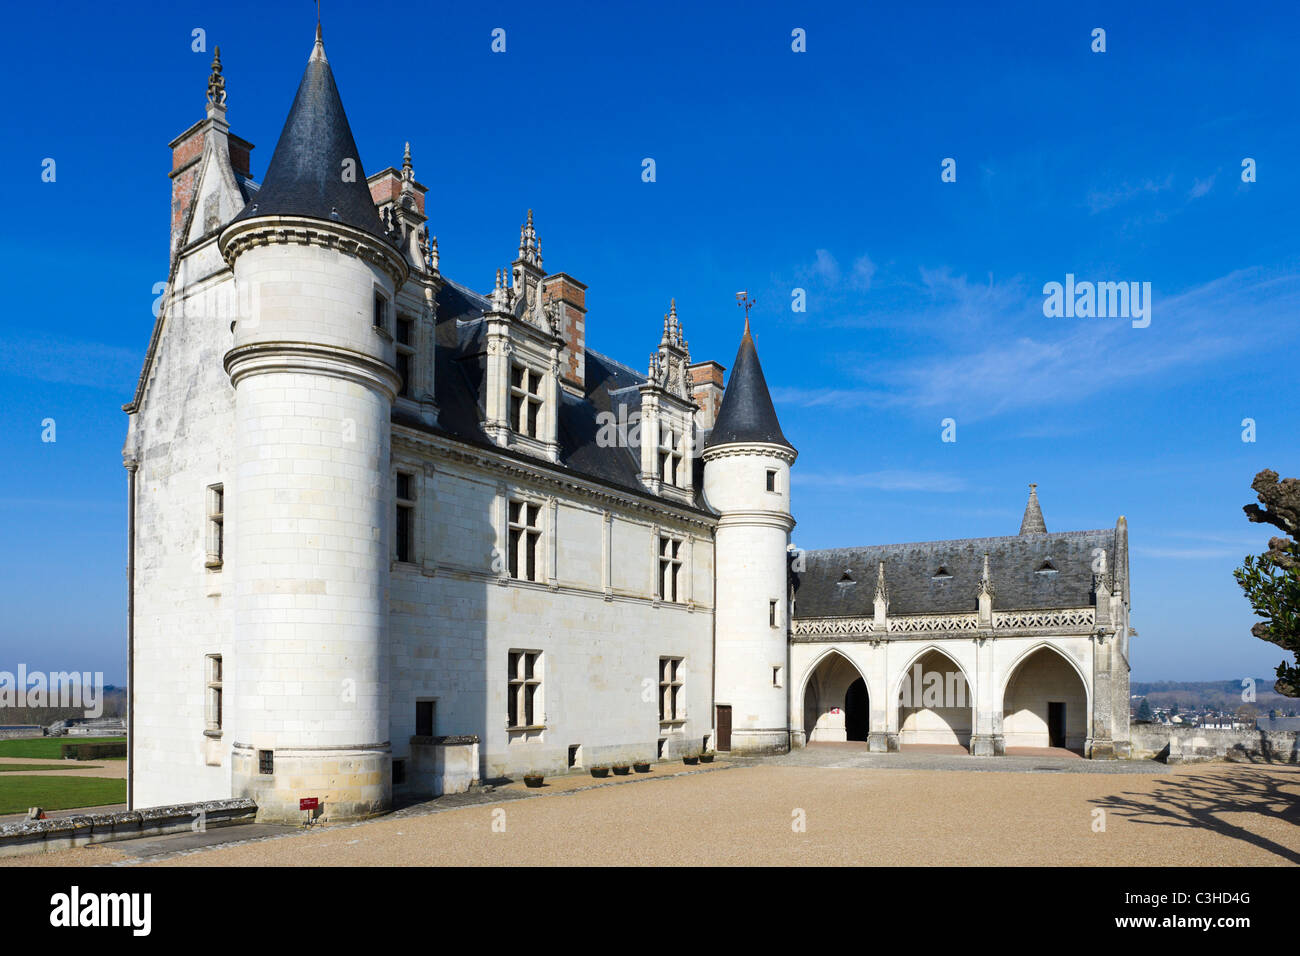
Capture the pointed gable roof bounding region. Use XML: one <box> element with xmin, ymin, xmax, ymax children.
<box><xmin>232</xmin><ymin>27</ymin><xmax>389</xmax><ymax>242</ymax></box>
<box><xmin>704</xmin><ymin>325</ymin><xmax>793</xmax><ymax>451</ymax></box>
<box><xmin>1020</xmin><ymin>483</ymin><xmax>1047</xmax><ymax>534</ymax></box>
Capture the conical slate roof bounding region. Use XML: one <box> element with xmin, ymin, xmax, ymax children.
<box><xmin>704</xmin><ymin>325</ymin><xmax>793</xmax><ymax>451</ymax></box>
<box><xmin>232</xmin><ymin>27</ymin><xmax>389</xmax><ymax>242</ymax></box>
<box><xmin>1020</xmin><ymin>483</ymin><xmax>1047</xmax><ymax>534</ymax></box>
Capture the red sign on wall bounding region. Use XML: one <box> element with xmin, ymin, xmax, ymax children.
<box><xmin>299</xmin><ymin>797</ymin><xmax>319</xmax><ymax>811</ymax></box>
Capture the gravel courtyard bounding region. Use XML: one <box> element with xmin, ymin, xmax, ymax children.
<box><xmin>8</xmin><ymin>754</ymin><xmax>1298</xmax><ymax>867</ymax></box>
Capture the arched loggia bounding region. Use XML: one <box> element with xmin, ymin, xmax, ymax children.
<box><xmin>1001</xmin><ymin>645</ymin><xmax>1089</xmax><ymax>753</ymax></box>
<box><xmin>895</xmin><ymin>647</ymin><xmax>974</xmax><ymax>751</ymax></box>
<box><xmin>801</xmin><ymin>651</ymin><xmax>869</xmax><ymax>744</ymax></box>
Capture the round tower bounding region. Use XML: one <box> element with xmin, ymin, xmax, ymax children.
<box><xmin>703</xmin><ymin>318</ymin><xmax>796</xmax><ymax>754</ymax></box>
<box><xmin>217</xmin><ymin>27</ymin><xmax>408</xmax><ymax>822</ymax></box>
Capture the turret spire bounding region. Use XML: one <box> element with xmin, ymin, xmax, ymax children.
<box><xmin>704</xmin><ymin>317</ymin><xmax>793</xmax><ymax>452</ymax></box>
<box><xmin>231</xmin><ymin>24</ymin><xmax>387</xmax><ymax>241</ymax></box>
<box><xmin>1019</xmin><ymin>483</ymin><xmax>1047</xmax><ymax>535</ymax></box>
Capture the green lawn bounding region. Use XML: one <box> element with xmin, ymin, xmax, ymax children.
<box><xmin>0</xmin><ymin>764</ymin><xmax>102</xmax><ymax>773</ymax></box>
<box><xmin>0</xmin><ymin>737</ymin><xmax>126</xmax><ymax>760</ymax></box>
<box><xmin>0</xmin><ymin>776</ymin><xmax>126</xmax><ymax>815</ymax></box>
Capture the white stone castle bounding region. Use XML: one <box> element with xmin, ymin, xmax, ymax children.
<box><xmin>123</xmin><ymin>31</ymin><xmax>1133</xmax><ymax>822</ymax></box>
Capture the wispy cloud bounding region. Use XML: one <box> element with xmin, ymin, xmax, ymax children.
<box><xmin>1085</xmin><ymin>175</ymin><xmax>1174</xmax><ymax>214</ymax></box>
<box><xmin>773</xmin><ymin>265</ymin><xmax>1300</xmax><ymax>422</ymax></box>
<box><xmin>1188</xmin><ymin>174</ymin><xmax>1216</xmax><ymax>200</ymax></box>
<box><xmin>0</xmin><ymin>336</ymin><xmax>139</xmax><ymax>391</ymax></box>
<box><xmin>793</xmin><ymin>470</ymin><xmax>966</xmax><ymax>493</ymax></box>
<box><xmin>1135</xmin><ymin>546</ymin><xmax>1246</xmax><ymax>560</ymax></box>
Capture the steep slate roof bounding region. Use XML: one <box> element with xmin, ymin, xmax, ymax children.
<box><xmin>231</xmin><ymin>27</ymin><xmax>389</xmax><ymax>243</ymax></box>
<box><xmin>392</xmin><ymin>278</ymin><xmax>710</xmax><ymax>510</ymax></box>
<box><xmin>792</xmin><ymin>529</ymin><xmax>1116</xmax><ymax>618</ymax></box>
<box><xmin>704</xmin><ymin>326</ymin><xmax>792</xmax><ymax>451</ymax></box>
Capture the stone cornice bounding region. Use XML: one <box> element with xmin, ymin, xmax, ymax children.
<box><xmin>716</xmin><ymin>510</ymin><xmax>796</xmax><ymax>532</ymax></box>
<box><xmin>225</xmin><ymin>341</ymin><xmax>402</xmax><ymax>400</ymax></box>
<box><xmin>791</xmin><ymin>606</ymin><xmax>1096</xmax><ymax>639</ymax></box>
<box><xmin>392</xmin><ymin>424</ymin><xmax>718</xmax><ymax>532</ymax></box>
<box><xmin>218</xmin><ymin>214</ymin><xmax>409</xmax><ymax>286</ymax></box>
<box><xmin>702</xmin><ymin>441</ymin><xmax>797</xmax><ymax>466</ymax></box>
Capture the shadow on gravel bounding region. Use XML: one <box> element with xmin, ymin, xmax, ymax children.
<box><xmin>1092</xmin><ymin>767</ymin><xmax>1300</xmax><ymax>864</ymax></box>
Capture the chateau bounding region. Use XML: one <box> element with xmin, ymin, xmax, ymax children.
<box><xmin>122</xmin><ymin>29</ymin><xmax>1133</xmax><ymax>823</ymax></box>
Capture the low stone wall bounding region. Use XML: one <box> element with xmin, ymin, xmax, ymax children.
<box><xmin>1130</xmin><ymin>725</ymin><xmax>1299</xmax><ymax>764</ymax></box>
<box><xmin>0</xmin><ymin>798</ymin><xmax>257</xmax><ymax>859</ymax></box>
<box><xmin>408</xmin><ymin>735</ymin><xmax>480</xmax><ymax>796</ymax></box>
<box><xmin>0</xmin><ymin>726</ymin><xmax>44</xmax><ymax>739</ymax></box>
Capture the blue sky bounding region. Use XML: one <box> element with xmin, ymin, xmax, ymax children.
<box><xmin>1</xmin><ymin>0</ymin><xmax>1298</xmax><ymax>684</ymax></box>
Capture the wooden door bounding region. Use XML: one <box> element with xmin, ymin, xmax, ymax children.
<box><xmin>716</xmin><ymin>705</ymin><xmax>732</xmax><ymax>751</ymax></box>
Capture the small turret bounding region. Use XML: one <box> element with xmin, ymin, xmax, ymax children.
<box><xmin>218</xmin><ymin>25</ymin><xmax>406</xmax><ymax>824</ymax></box>
<box><xmin>704</xmin><ymin>315</ymin><xmax>796</xmax><ymax>754</ymax></box>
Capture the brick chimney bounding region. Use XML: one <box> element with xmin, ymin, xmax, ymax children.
<box><xmin>168</xmin><ymin>48</ymin><xmax>253</xmax><ymax>263</ymax></box>
<box><xmin>169</xmin><ymin>123</ymin><xmax>205</xmax><ymax>259</ymax></box>
<box><xmin>543</xmin><ymin>273</ymin><xmax>588</xmax><ymax>394</ymax></box>
<box><xmin>368</xmin><ymin>165</ymin><xmax>426</xmax><ymax>216</ymax></box>
<box><xmin>690</xmin><ymin>360</ymin><xmax>726</xmax><ymax>429</ymax></box>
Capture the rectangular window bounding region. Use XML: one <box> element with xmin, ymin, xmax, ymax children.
<box><xmin>205</xmin><ymin>484</ymin><xmax>224</xmax><ymax>569</ymax></box>
<box><xmin>396</xmin><ymin>316</ymin><xmax>414</xmax><ymax>398</ymax></box>
<box><xmin>258</xmin><ymin>750</ymin><xmax>274</xmax><ymax>775</ymax></box>
<box><xmin>510</xmin><ymin>363</ymin><xmax>544</xmax><ymax>439</ymax></box>
<box><xmin>415</xmin><ymin>700</ymin><xmax>435</xmax><ymax>737</ymax></box>
<box><xmin>772</xmin><ymin>666</ymin><xmax>783</xmax><ymax>687</ymax></box>
<box><xmin>393</xmin><ymin>759</ymin><xmax>407</xmax><ymax>786</ymax></box>
<box><xmin>568</xmin><ymin>744</ymin><xmax>580</xmax><ymax>769</ymax></box>
<box><xmin>395</xmin><ymin>472</ymin><xmax>415</xmax><ymax>563</ymax></box>
<box><xmin>766</xmin><ymin>469</ymin><xmax>777</xmax><ymax>492</ymax></box>
<box><xmin>373</xmin><ymin>290</ymin><xmax>389</xmax><ymax>332</ymax></box>
<box><xmin>658</xmin><ymin>535</ymin><xmax>683</xmax><ymax>603</ymax></box>
<box><xmin>507</xmin><ymin>498</ymin><xmax>542</xmax><ymax>581</ymax></box>
<box><xmin>205</xmin><ymin>654</ymin><xmax>222</xmax><ymax>732</ymax></box>
<box><xmin>770</xmin><ymin>599</ymin><xmax>778</xmax><ymax>627</ymax></box>
<box><xmin>658</xmin><ymin>423</ymin><xmax>683</xmax><ymax>487</ymax></box>
<box><xmin>659</xmin><ymin>657</ymin><xmax>684</xmax><ymax>722</ymax></box>
<box><xmin>507</xmin><ymin>650</ymin><xmax>542</xmax><ymax>729</ymax></box>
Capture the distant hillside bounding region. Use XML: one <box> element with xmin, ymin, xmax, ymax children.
<box><xmin>0</xmin><ymin>684</ymin><xmax>126</xmax><ymax>725</ymax></box>
<box><xmin>1132</xmin><ymin>679</ymin><xmax>1298</xmax><ymax>715</ymax></box>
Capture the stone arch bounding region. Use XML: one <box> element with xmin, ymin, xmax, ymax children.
<box><xmin>893</xmin><ymin>644</ymin><xmax>975</xmax><ymax>750</ymax></box>
<box><xmin>1000</xmin><ymin>643</ymin><xmax>1091</xmax><ymax>752</ymax></box>
<box><xmin>800</xmin><ymin>648</ymin><xmax>869</xmax><ymax>744</ymax></box>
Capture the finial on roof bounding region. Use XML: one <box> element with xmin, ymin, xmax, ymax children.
<box><xmin>517</xmin><ymin>209</ymin><xmax>542</xmax><ymax>267</ymax></box>
<box><xmin>312</xmin><ymin>21</ymin><xmax>327</xmax><ymax>62</ymax></box>
<box><xmin>874</xmin><ymin>560</ymin><xmax>888</xmax><ymax>603</ymax></box>
<box><xmin>978</xmin><ymin>551</ymin><xmax>995</xmax><ymax>598</ymax></box>
<box><xmin>736</xmin><ymin>290</ymin><xmax>754</xmax><ymax>335</ymax></box>
<box><xmin>206</xmin><ymin>46</ymin><xmax>227</xmax><ymax>109</ymax></box>
<box><xmin>1019</xmin><ymin>483</ymin><xmax>1047</xmax><ymax>535</ymax></box>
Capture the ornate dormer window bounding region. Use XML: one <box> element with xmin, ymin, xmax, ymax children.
<box><xmin>639</xmin><ymin>300</ymin><xmax>698</xmax><ymax>504</ymax></box>
<box><xmin>510</xmin><ymin>363</ymin><xmax>544</xmax><ymax>438</ymax></box>
<box><xmin>482</xmin><ymin>212</ymin><xmax>563</xmax><ymax>462</ymax></box>
<box><xmin>658</xmin><ymin>422</ymin><xmax>684</xmax><ymax>485</ymax></box>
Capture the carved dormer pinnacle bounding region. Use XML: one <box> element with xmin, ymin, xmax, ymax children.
<box><xmin>517</xmin><ymin>208</ymin><xmax>542</xmax><ymax>269</ymax></box>
<box><xmin>874</xmin><ymin>560</ymin><xmax>889</xmax><ymax>604</ymax></box>
<box><xmin>206</xmin><ymin>46</ymin><xmax>227</xmax><ymax>112</ymax></box>
<box><xmin>978</xmin><ymin>551</ymin><xmax>995</xmax><ymax>599</ymax></box>
<box><xmin>490</xmin><ymin>268</ymin><xmax>512</xmax><ymax>312</ymax></box>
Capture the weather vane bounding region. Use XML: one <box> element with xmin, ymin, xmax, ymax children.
<box><xmin>736</xmin><ymin>290</ymin><xmax>754</xmax><ymax>331</ymax></box>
